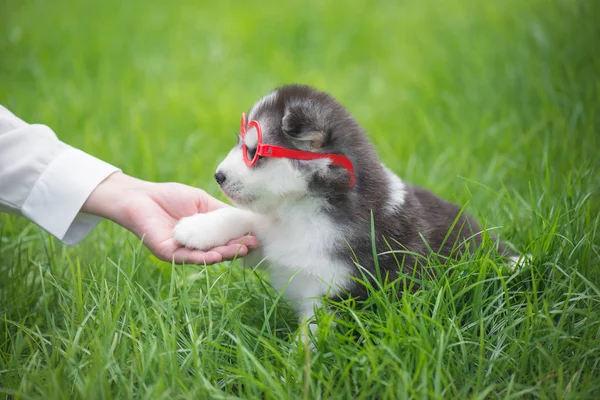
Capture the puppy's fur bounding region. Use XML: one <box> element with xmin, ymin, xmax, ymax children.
<box><xmin>174</xmin><ymin>85</ymin><xmax>520</xmax><ymax>327</ymax></box>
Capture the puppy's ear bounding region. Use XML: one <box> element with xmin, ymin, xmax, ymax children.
<box><xmin>282</xmin><ymin>106</ymin><xmax>327</xmax><ymax>149</ymax></box>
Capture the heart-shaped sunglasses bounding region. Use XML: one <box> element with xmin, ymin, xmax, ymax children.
<box><xmin>239</xmin><ymin>112</ymin><xmax>356</xmax><ymax>187</ymax></box>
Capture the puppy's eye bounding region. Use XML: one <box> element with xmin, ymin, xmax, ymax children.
<box><xmin>244</xmin><ymin>145</ymin><xmax>257</xmax><ymax>160</ymax></box>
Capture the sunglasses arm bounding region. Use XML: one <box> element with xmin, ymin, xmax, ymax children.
<box><xmin>258</xmin><ymin>145</ymin><xmax>356</xmax><ymax>187</ymax></box>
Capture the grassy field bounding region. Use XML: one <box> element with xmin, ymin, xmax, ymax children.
<box><xmin>1</xmin><ymin>0</ymin><xmax>599</xmax><ymax>398</ymax></box>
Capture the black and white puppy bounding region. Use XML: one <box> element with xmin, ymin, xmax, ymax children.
<box><xmin>174</xmin><ymin>84</ymin><xmax>521</xmax><ymax>327</ymax></box>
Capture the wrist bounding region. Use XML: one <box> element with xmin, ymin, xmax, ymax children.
<box><xmin>82</xmin><ymin>172</ymin><xmax>151</xmax><ymax>224</ymax></box>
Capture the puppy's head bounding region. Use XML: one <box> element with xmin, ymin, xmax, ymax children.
<box><xmin>215</xmin><ymin>85</ymin><xmax>376</xmax><ymax>214</ymax></box>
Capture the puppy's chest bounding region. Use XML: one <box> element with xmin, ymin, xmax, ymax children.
<box><xmin>255</xmin><ymin>216</ymin><xmax>345</xmax><ymax>273</ymax></box>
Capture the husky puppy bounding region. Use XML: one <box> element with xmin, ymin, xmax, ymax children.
<box><xmin>174</xmin><ymin>84</ymin><xmax>519</xmax><ymax>326</ymax></box>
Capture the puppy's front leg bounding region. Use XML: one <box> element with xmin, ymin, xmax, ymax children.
<box><xmin>243</xmin><ymin>245</ymin><xmax>268</xmax><ymax>270</ymax></box>
<box><xmin>298</xmin><ymin>300</ymin><xmax>320</xmax><ymax>347</ymax></box>
<box><xmin>174</xmin><ymin>207</ymin><xmax>258</xmax><ymax>251</ymax></box>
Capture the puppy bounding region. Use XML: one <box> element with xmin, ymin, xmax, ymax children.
<box><xmin>174</xmin><ymin>84</ymin><xmax>522</xmax><ymax>330</ymax></box>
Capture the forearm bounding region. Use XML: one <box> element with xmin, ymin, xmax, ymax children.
<box><xmin>0</xmin><ymin>105</ymin><xmax>70</xmax><ymax>214</ymax></box>
<box><xmin>0</xmin><ymin>105</ymin><xmax>120</xmax><ymax>245</ymax></box>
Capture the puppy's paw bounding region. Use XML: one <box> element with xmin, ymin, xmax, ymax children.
<box><xmin>289</xmin><ymin>325</ymin><xmax>318</xmax><ymax>353</ymax></box>
<box><xmin>173</xmin><ymin>213</ymin><xmax>230</xmax><ymax>251</ymax></box>
<box><xmin>174</xmin><ymin>207</ymin><xmax>258</xmax><ymax>251</ymax></box>
<box><xmin>506</xmin><ymin>253</ymin><xmax>532</xmax><ymax>271</ymax></box>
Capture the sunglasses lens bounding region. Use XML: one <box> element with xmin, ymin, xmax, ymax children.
<box><xmin>243</xmin><ymin>125</ymin><xmax>259</xmax><ymax>165</ymax></box>
<box><xmin>244</xmin><ymin>126</ymin><xmax>258</xmax><ymax>147</ymax></box>
<box><xmin>240</xmin><ymin>117</ymin><xmax>262</xmax><ymax>166</ymax></box>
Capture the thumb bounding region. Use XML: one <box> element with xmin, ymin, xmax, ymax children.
<box><xmin>197</xmin><ymin>189</ymin><xmax>231</xmax><ymax>213</ymax></box>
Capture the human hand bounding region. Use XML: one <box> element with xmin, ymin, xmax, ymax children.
<box><xmin>82</xmin><ymin>172</ymin><xmax>259</xmax><ymax>264</ymax></box>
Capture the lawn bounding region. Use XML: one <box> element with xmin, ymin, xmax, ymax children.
<box><xmin>1</xmin><ymin>0</ymin><xmax>599</xmax><ymax>398</ymax></box>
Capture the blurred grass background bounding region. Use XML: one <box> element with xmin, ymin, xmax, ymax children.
<box><xmin>1</xmin><ymin>0</ymin><xmax>599</xmax><ymax>398</ymax></box>
<box><xmin>2</xmin><ymin>0</ymin><xmax>597</xmax><ymax>191</ymax></box>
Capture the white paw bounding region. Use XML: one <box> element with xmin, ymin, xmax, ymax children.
<box><xmin>173</xmin><ymin>213</ymin><xmax>230</xmax><ymax>251</ymax></box>
<box><xmin>294</xmin><ymin>323</ymin><xmax>319</xmax><ymax>352</ymax></box>
<box><xmin>507</xmin><ymin>253</ymin><xmax>532</xmax><ymax>271</ymax></box>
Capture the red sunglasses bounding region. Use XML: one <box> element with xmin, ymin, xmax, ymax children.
<box><xmin>240</xmin><ymin>112</ymin><xmax>356</xmax><ymax>187</ymax></box>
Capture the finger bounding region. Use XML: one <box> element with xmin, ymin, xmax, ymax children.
<box><xmin>210</xmin><ymin>244</ymin><xmax>249</xmax><ymax>260</ymax></box>
<box><xmin>170</xmin><ymin>247</ymin><xmax>223</xmax><ymax>265</ymax></box>
<box><xmin>197</xmin><ymin>189</ymin><xmax>232</xmax><ymax>213</ymax></box>
<box><xmin>225</xmin><ymin>235</ymin><xmax>260</xmax><ymax>248</ymax></box>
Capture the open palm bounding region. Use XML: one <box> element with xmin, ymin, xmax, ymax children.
<box><xmin>115</xmin><ymin>181</ymin><xmax>258</xmax><ymax>264</ymax></box>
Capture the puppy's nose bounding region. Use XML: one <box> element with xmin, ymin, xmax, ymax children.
<box><xmin>214</xmin><ymin>171</ymin><xmax>227</xmax><ymax>185</ymax></box>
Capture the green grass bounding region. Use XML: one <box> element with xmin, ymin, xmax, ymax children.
<box><xmin>1</xmin><ymin>0</ymin><xmax>599</xmax><ymax>398</ymax></box>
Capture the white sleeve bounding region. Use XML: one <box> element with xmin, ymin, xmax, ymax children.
<box><xmin>0</xmin><ymin>105</ymin><xmax>121</xmax><ymax>245</ymax></box>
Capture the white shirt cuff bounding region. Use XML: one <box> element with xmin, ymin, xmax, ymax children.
<box><xmin>20</xmin><ymin>147</ymin><xmax>120</xmax><ymax>246</ymax></box>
